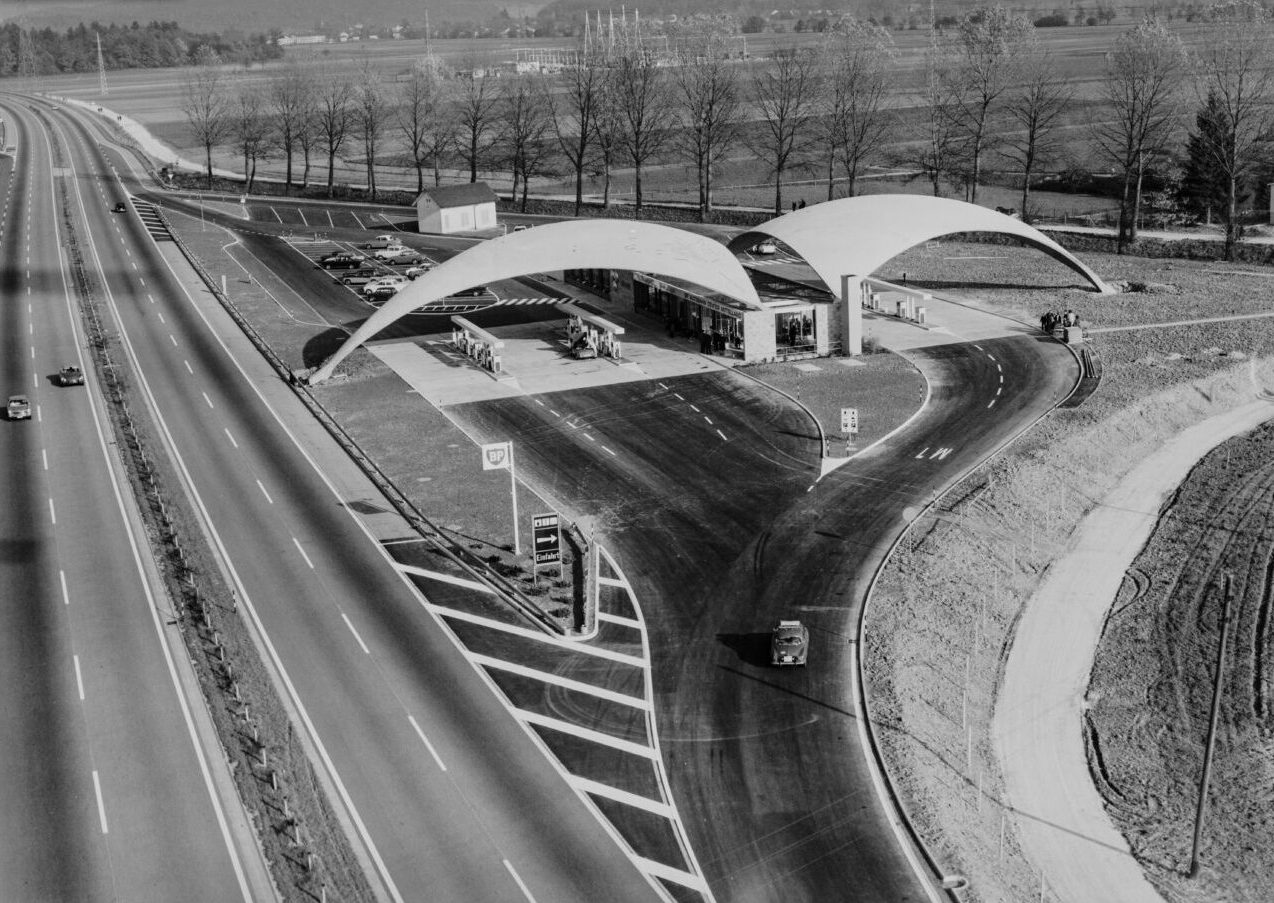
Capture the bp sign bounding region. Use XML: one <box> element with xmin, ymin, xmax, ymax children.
<box><xmin>532</xmin><ymin>513</ymin><xmax>561</xmax><ymax>566</ymax></box>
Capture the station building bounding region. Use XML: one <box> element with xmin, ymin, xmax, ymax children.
<box><xmin>416</xmin><ymin>182</ymin><xmax>498</xmax><ymax>235</ymax></box>
<box><xmin>565</xmin><ymin>262</ymin><xmax>834</xmax><ymax>363</ymax></box>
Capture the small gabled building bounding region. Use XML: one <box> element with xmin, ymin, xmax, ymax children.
<box><xmin>415</xmin><ymin>183</ymin><xmax>498</xmax><ymax>235</ymax></box>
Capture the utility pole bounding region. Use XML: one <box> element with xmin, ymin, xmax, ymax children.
<box><xmin>1189</xmin><ymin>573</ymin><xmax>1234</xmax><ymax>878</ymax></box>
<box><xmin>97</xmin><ymin>33</ymin><xmax>108</xmax><ymax>96</ymax></box>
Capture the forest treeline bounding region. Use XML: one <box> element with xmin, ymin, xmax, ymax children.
<box><xmin>0</xmin><ymin>21</ymin><xmax>282</xmax><ymax>76</ymax></box>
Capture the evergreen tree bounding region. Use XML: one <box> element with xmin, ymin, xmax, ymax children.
<box><xmin>1180</xmin><ymin>90</ymin><xmax>1235</xmax><ymax>223</ymax></box>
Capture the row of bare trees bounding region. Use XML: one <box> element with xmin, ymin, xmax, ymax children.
<box><xmin>182</xmin><ymin>3</ymin><xmax>1274</xmax><ymax>259</ymax></box>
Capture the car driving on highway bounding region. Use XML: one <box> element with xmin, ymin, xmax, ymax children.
<box><xmin>112</xmin><ymin>201</ymin><xmax>128</xmax><ymax>214</ymax></box>
<box><xmin>771</xmin><ymin>620</ymin><xmax>809</xmax><ymax>666</ymax></box>
<box><xmin>6</xmin><ymin>395</ymin><xmax>32</xmax><ymax>420</ymax></box>
<box><xmin>58</xmin><ymin>365</ymin><xmax>85</xmax><ymax>386</ymax></box>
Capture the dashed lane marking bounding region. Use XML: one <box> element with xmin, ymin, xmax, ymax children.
<box><xmin>407</xmin><ymin>716</ymin><xmax>447</xmax><ymax>772</ymax></box>
<box><xmin>293</xmin><ymin>537</ymin><xmax>314</xmax><ymax>569</ymax></box>
<box><xmin>341</xmin><ymin>613</ymin><xmax>370</xmax><ymax>654</ymax></box>
<box><xmin>60</xmin><ymin>570</ymin><xmax>69</xmax><ymax>606</ymax></box>
<box><xmin>256</xmin><ymin>480</ymin><xmax>273</xmax><ymax>504</ymax></box>
<box><xmin>73</xmin><ymin>654</ymin><xmax>85</xmax><ymax>700</ymax></box>
<box><xmin>92</xmin><ymin>771</ymin><xmax>108</xmax><ymax>834</ymax></box>
<box><xmin>224</xmin><ymin>428</ymin><xmax>238</xmax><ymax>449</ymax></box>
<box><xmin>503</xmin><ymin>861</ymin><xmax>537</xmax><ymax>903</ymax></box>
<box><xmin>202</xmin><ymin>392</ymin><xmax>213</xmax><ymax>408</ymax></box>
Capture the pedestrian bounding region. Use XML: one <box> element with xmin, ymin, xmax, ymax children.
<box><xmin>791</xmin><ymin>200</ymin><xmax>797</xmax><ymax>211</ymax></box>
<box><xmin>798</xmin><ymin>199</ymin><xmax>806</xmax><ymax>209</ymax></box>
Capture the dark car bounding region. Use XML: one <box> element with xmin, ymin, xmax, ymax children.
<box><xmin>320</xmin><ymin>252</ymin><xmax>364</xmax><ymax>269</ymax></box>
<box><xmin>112</xmin><ymin>201</ymin><xmax>127</xmax><ymax>213</ymax></box>
<box><xmin>452</xmin><ymin>285</ymin><xmax>489</xmax><ymax>298</ymax></box>
<box><xmin>771</xmin><ymin>620</ymin><xmax>809</xmax><ymax>666</ymax></box>
<box><xmin>58</xmin><ymin>365</ymin><xmax>85</xmax><ymax>386</ymax></box>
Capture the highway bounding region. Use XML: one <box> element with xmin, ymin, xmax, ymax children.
<box><xmin>39</xmin><ymin>97</ymin><xmax>660</xmax><ymax>902</ymax></box>
<box><xmin>0</xmin><ymin>99</ymin><xmax>265</xmax><ymax>900</ymax></box>
<box><xmin>51</xmin><ymin>95</ymin><xmax>1081</xmax><ymax>900</ymax></box>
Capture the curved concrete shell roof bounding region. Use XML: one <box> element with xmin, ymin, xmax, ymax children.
<box><xmin>310</xmin><ymin>219</ymin><xmax>763</xmax><ymax>383</ymax></box>
<box><xmin>734</xmin><ymin>195</ymin><xmax>1112</xmax><ymax>296</ymax></box>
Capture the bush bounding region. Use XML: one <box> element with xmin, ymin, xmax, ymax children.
<box><xmin>1034</xmin><ymin>14</ymin><xmax>1069</xmax><ymax>26</ymax></box>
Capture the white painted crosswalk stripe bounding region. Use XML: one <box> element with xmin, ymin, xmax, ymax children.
<box><xmin>427</xmin><ymin>604</ymin><xmax>647</xmax><ymax>668</ymax></box>
<box><xmin>517</xmin><ymin>710</ymin><xmax>657</xmax><ymax>759</ymax></box>
<box><xmin>569</xmin><ymin>776</ymin><xmax>671</xmax><ymax>816</ymax></box>
<box><xmin>473</xmin><ymin>654</ymin><xmax>648</xmax><ymax>709</ymax></box>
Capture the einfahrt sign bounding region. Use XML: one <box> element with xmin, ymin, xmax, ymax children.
<box><xmin>532</xmin><ymin>513</ymin><xmax>561</xmax><ymax>566</ymax></box>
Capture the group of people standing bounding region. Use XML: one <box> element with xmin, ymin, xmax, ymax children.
<box><xmin>1040</xmin><ymin>308</ymin><xmax>1080</xmax><ymax>333</ymax></box>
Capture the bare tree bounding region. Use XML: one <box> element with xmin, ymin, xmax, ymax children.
<box><xmin>910</xmin><ymin>47</ymin><xmax>962</xmax><ymax>197</ymax></box>
<box><xmin>268</xmin><ymin>63</ymin><xmax>312</xmax><ymax>193</ymax></box>
<box><xmin>395</xmin><ymin>60</ymin><xmax>446</xmax><ymax>194</ymax></box>
<box><xmin>453</xmin><ymin>62</ymin><xmax>502</xmax><ymax>183</ymax></box>
<box><xmin>229</xmin><ymin>80</ymin><xmax>272</xmax><ymax>193</ymax></box>
<box><xmin>672</xmin><ymin>31</ymin><xmax>742</xmax><ymax>220</ymax></box>
<box><xmin>550</xmin><ymin>47</ymin><xmax>605</xmax><ymax>216</ymax></box>
<box><xmin>499</xmin><ymin>75</ymin><xmax>554</xmax><ymax>210</ymax></box>
<box><xmin>181</xmin><ymin>54</ymin><xmax>231</xmax><ymax>188</ymax></box>
<box><xmin>1092</xmin><ymin>16</ymin><xmax>1185</xmax><ymax>252</ymax></box>
<box><xmin>818</xmin><ymin>19</ymin><xmax>896</xmax><ymax>200</ymax></box>
<box><xmin>611</xmin><ymin>47</ymin><xmax>674</xmax><ymax>219</ymax></box>
<box><xmin>353</xmin><ymin>59</ymin><xmax>388</xmax><ymax>201</ymax></box>
<box><xmin>591</xmin><ymin>79</ymin><xmax>623</xmax><ymax>209</ymax></box>
<box><xmin>1190</xmin><ymin>0</ymin><xmax>1274</xmax><ymax>260</ymax></box>
<box><xmin>944</xmin><ymin>6</ymin><xmax>1035</xmax><ymax>203</ymax></box>
<box><xmin>313</xmin><ymin>68</ymin><xmax>354</xmax><ymax>197</ymax></box>
<box><xmin>749</xmin><ymin>48</ymin><xmax>820</xmax><ymax>215</ymax></box>
<box><xmin>1000</xmin><ymin>49</ymin><xmax>1072</xmax><ymax>221</ymax></box>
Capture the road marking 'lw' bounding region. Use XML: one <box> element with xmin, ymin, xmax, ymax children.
<box><xmin>915</xmin><ymin>447</ymin><xmax>953</xmax><ymax>461</ymax></box>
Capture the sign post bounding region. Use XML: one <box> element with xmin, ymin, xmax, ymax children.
<box><xmin>840</xmin><ymin>406</ymin><xmax>859</xmax><ymax>455</ymax></box>
<box><xmin>481</xmin><ymin>441</ymin><xmax>520</xmax><ymax>555</ymax></box>
<box><xmin>532</xmin><ymin>513</ymin><xmax>562</xmax><ymax>579</ymax></box>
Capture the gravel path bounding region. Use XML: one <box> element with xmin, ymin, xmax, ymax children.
<box><xmin>992</xmin><ymin>398</ymin><xmax>1274</xmax><ymax>903</ymax></box>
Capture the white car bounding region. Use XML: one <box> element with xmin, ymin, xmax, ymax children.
<box><xmin>405</xmin><ymin>264</ymin><xmax>434</xmax><ymax>279</ymax></box>
<box><xmin>751</xmin><ymin>240</ymin><xmax>777</xmax><ymax>255</ymax></box>
<box><xmin>363</xmin><ymin>275</ymin><xmax>408</xmax><ymax>296</ymax></box>
<box><xmin>361</xmin><ymin>234</ymin><xmax>403</xmax><ymax>250</ymax></box>
<box><xmin>374</xmin><ymin>245</ymin><xmax>417</xmax><ymax>262</ymax></box>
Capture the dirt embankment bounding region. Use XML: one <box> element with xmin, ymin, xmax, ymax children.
<box><xmin>1088</xmin><ymin>420</ymin><xmax>1274</xmax><ymax>903</ymax></box>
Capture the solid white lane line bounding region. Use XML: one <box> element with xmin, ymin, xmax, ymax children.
<box><xmin>395</xmin><ymin>563</ymin><xmax>493</xmax><ymax>593</ymax></box>
<box><xmin>73</xmin><ymin>655</ymin><xmax>85</xmax><ymax>700</ymax></box>
<box><xmin>407</xmin><ymin>716</ymin><xmax>448</xmax><ymax>771</ymax></box>
<box><xmin>503</xmin><ymin>861</ymin><xmax>538</xmax><ymax>903</ymax></box>
<box><xmin>92</xmin><ymin>771</ymin><xmax>108</xmax><ymax>834</ymax></box>
<box><xmin>517</xmin><ymin>710</ymin><xmax>657</xmax><ymax>758</ymax></box>
<box><xmin>48</xmin><ymin>497</ymin><xmax>56</xmax><ymax>525</ymax></box>
<box><xmin>568</xmin><ymin>776</ymin><xmax>671</xmax><ymax>816</ymax></box>
<box><xmin>183</xmin><ymin>359</ymin><xmax>193</xmax><ymax>374</ymax></box>
<box><xmin>341</xmin><ymin>613</ymin><xmax>370</xmax><ymax>654</ymax></box>
<box><xmin>203</xmin><ymin>392</ymin><xmax>214</xmax><ymax>408</ymax></box>
<box><xmin>60</xmin><ymin>570</ymin><xmax>69</xmax><ymax>606</ymax></box>
<box><xmin>429</xmin><ymin>605</ymin><xmax>646</xmax><ymax>668</ymax></box>
<box><xmin>716</xmin><ymin>429</ymin><xmax>728</xmax><ymax>441</ymax></box>
<box><xmin>473</xmin><ymin>654</ymin><xmax>647</xmax><ymax>708</ymax></box>
<box><xmin>224</xmin><ymin>428</ymin><xmax>238</xmax><ymax>449</ymax></box>
<box><xmin>292</xmin><ymin>537</ymin><xmax>315</xmax><ymax>569</ymax></box>
<box><xmin>256</xmin><ymin>480</ymin><xmax>273</xmax><ymax>504</ymax></box>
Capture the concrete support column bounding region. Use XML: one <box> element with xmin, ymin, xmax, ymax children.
<box><xmin>840</xmin><ymin>274</ymin><xmax>864</xmax><ymax>356</ymax></box>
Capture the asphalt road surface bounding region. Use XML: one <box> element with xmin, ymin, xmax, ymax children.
<box><xmin>0</xmin><ymin>99</ymin><xmax>266</xmax><ymax>900</ymax></box>
<box><xmin>43</xmin><ymin>97</ymin><xmax>661</xmax><ymax>902</ymax></box>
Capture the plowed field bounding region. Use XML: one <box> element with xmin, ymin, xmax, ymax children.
<box><xmin>1088</xmin><ymin>419</ymin><xmax>1274</xmax><ymax>903</ymax></box>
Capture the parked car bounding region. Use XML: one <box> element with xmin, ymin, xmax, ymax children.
<box><xmin>58</xmin><ymin>365</ymin><xmax>85</xmax><ymax>386</ymax></box>
<box><xmin>320</xmin><ymin>252</ymin><xmax>364</xmax><ymax>269</ymax></box>
<box><xmin>112</xmin><ymin>201</ymin><xmax>128</xmax><ymax>214</ymax></box>
<box><xmin>375</xmin><ymin>246</ymin><xmax>422</xmax><ymax>263</ymax></box>
<box><xmin>770</xmin><ymin>620</ymin><xmax>809</xmax><ymax>666</ymax></box>
<box><xmin>751</xmin><ymin>240</ymin><xmax>777</xmax><ymax>255</ymax></box>
<box><xmin>451</xmin><ymin>285</ymin><xmax>489</xmax><ymax>298</ymax></box>
<box><xmin>404</xmin><ymin>264</ymin><xmax>434</xmax><ymax>280</ymax></box>
<box><xmin>339</xmin><ymin>267</ymin><xmax>378</xmax><ymax>285</ymax></box>
<box><xmin>512</xmin><ymin>224</ymin><xmax>530</xmax><ymax>232</ymax></box>
<box><xmin>365</xmin><ymin>283</ymin><xmax>402</xmax><ymax>300</ymax></box>
<box><xmin>363</xmin><ymin>275</ymin><xmax>408</xmax><ymax>296</ymax></box>
<box><xmin>361</xmin><ymin>234</ymin><xmax>403</xmax><ymax>250</ymax></box>
<box><xmin>6</xmin><ymin>395</ymin><xmax>31</xmax><ymax>420</ymax></box>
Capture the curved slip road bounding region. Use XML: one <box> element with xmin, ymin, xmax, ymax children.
<box><xmin>993</xmin><ymin>397</ymin><xmax>1274</xmax><ymax>903</ymax></box>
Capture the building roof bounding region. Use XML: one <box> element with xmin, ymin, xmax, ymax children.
<box><xmin>733</xmin><ymin>195</ymin><xmax>1112</xmax><ymax>295</ymax></box>
<box><xmin>416</xmin><ymin>183</ymin><xmax>498</xmax><ymax>208</ymax></box>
